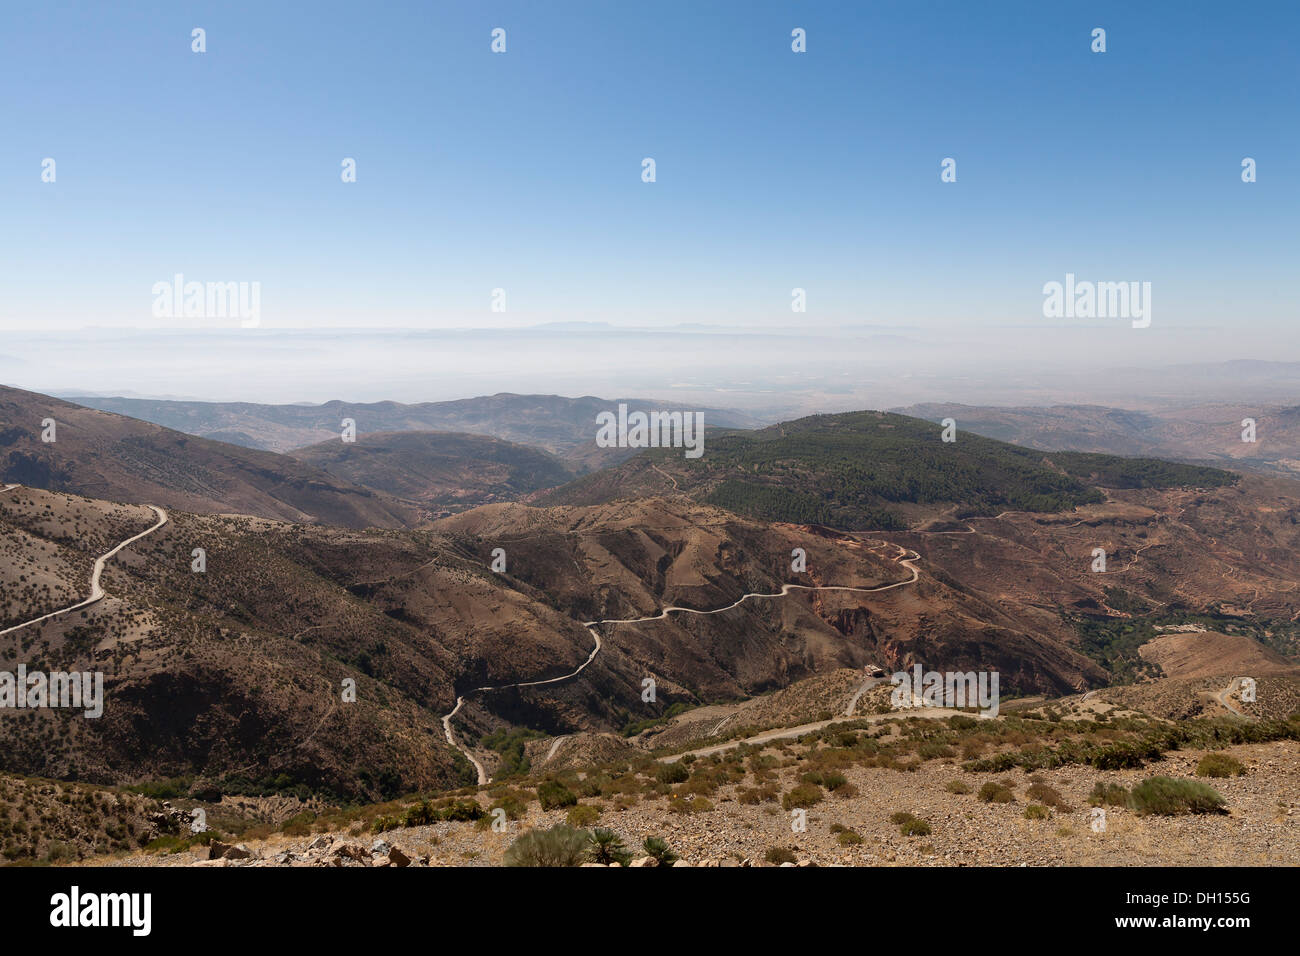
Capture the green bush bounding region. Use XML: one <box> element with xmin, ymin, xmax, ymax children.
<box><xmin>918</xmin><ymin>742</ymin><xmax>955</xmax><ymax>760</ymax></box>
<box><xmin>899</xmin><ymin>818</ymin><xmax>932</xmax><ymax>836</ymax></box>
<box><xmin>977</xmin><ymin>781</ymin><xmax>1014</xmax><ymax>803</ymax></box>
<box><xmin>1023</xmin><ymin>804</ymin><xmax>1050</xmax><ymax>820</ymax></box>
<box><xmin>586</xmin><ymin>828</ymin><xmax>632</xmax><ymax>866</ymax></box>
<box><xmin>503</xmin><ymin>824</ymin><xmax>589</xmax><ymax>867</ymax></box>
<box><xmin>1128</xmin><ymin>777</ymin><xmax>1226</xmax><ymax>816</ymax></box>
<box><xmin>488</xmin><ymin>792</ymin><xmax>529</xmax><ymax>821</ymax></box>
<box><xmin>566</xmin><ymin>804</ymin><xmax>601</xmax><ymax>827</ymax></box>
<box><xmin>537</xmin><ymin>780</ymin><xmax>578</xmax><ymax>811</ymax></box>
<box><xmin>1196</xmin><ymin>753</ymin><xmax>1246</xmax><ymax>778</ymax></box>
<box><xmin>441</xmin><ymin>800</ymin><xmax>484</xmax><ymax>822</ymax></box>
<box><xmin>642</xmin><ymin>836</ymin><xmax>677</xmax><ymax>867</ymax></box>
<box><xmin>403</xmin><ymin>800</ymin><xmax>437</xmax><ymax>827</ymax></box>
<box><xmin>781</xmin><ymin>783</ymin><xmax>824</xmax><ymax>810</ymax></box>
<box><xmin>656</xmin><ymin>762</ymin><xmax>690</xmax><ymax>785</ymax></box>
<box><xmin>764</xmin><ymin>846</ymin><xmax>798</xmax><ymax>865</ymax></box>
<box><xmin>944</xmin><ymin>779</ymin><xmax>972</xmax><ymax>795</ymax></box>
<box><xmin>821</xmin><ymin>771</ymin><xmax>849</xmax><ymax>791</ymax></box>
<box><xmin>668</xmin><ymin>796</ymin><xmax>713</xmax><ymax>815</ymax></box>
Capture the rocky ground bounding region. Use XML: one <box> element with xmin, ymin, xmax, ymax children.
<box><xmin>92</xmin><ymin>739</ymin><xmax>1298</xmax><ymax>868</ymax></box>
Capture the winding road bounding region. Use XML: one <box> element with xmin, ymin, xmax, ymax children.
<box><xmin>440</xmin><ymin>541</ymin><xmax>923</xmax><ymax>784</ymax></box>
<box><xmin>1213</xmin><ymin>679</ymin><xmax>1251</xmax><ymax>719</ymax></box>
<box><xmin>0</xmin><ymin>504</ymin><xmax>169</xmax><ymax>637</ymax></box>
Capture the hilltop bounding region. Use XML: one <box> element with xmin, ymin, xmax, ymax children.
<box><xmin>540</xmin><ymin>410</ymin><xmax>1236</xmax><ymax>530</ymax></box>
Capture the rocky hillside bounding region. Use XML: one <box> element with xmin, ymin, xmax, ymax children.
<box><xmin>0</xmin><ymin>385</ymin><xmax>419</xmax><ymax>528</ymax></box>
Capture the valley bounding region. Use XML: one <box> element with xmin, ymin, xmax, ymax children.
<box><xmin>0</xmin><ymin>389</ymin><xmax>1296</xmax><ymax>867</ymax></box>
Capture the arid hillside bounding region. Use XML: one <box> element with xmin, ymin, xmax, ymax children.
<box><xmin>0</xmin><ymin>487</ymin><xmax>923</xmax><ymax>800</ymax></box>
<box><xmin>0</xmin><ymin>385</ymin><xmax>419</xmax><ymax>528</ymax></box>
<box><xmin>4</xmin><ymin>468</ymin><xmax>1297</xmax><ymax>805</ymax></box>
<box><xmin>290</xmin><ymin>430</ymin><xmax>575</xmax><ymax>514</ymax></box>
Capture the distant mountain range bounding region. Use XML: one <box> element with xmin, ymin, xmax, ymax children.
<box><xmin>65</xmin><ymin>392</ymin><xmax>765</xmax><ymax>468</ymax></box>
<box><xmin>0</xmin><ymin>385</ymin><xmax>419</xmax><ymax>528</ymax></box>
<box><xmin>894</xmin><ymin>402</ymin><xmax>1300</xmax><ymax>480</ymax></box>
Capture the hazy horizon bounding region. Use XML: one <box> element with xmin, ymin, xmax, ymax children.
<box><xmin>7</xmin><ymin>324</ymin><xmax>1297</xmax><ymax>422</ymax></box>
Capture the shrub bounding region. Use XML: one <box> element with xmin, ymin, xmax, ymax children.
<box><xmin>821</xmin><ymin>771</ymin><xmax>849</xmax><ymax>791</ymax></box>
<box><xmin>566</xmin><ymin>804</ymin><xmax>601</xmax><ymax>827</ymax></box>
<box><xmin>765</xmin><ymin>846</ymin><xmax>798</xmax><ymax>865</ymax></box>
<box><xmin>668</xmin><ymin>796</ymin><xmax>712</xmax><ymax>814</ymax></box>
<box><xmin>1090</xmin><ymin>742</ymin><xmax>1149</xmax><ymax>770</ymax></box>
<box><xmin>1088</xmin><ymin>780</ymin><xmax>1129</xmax><ymax>807</ymax></box>
<box><xmin>642</xmin><ymin>836</ymin><xmax>677</xmax><ymax>867</ymax></box>
<box><xmin>1196</xmin><ymin>753</ymin><xmax>1246</xmax><ymax>778</ymax></box>
<box><xmin>837</xmin><ymin>830</ymin><xmax>864</xmax><ymax>846</ymax></box>
<box><xmin>944</xmin><ymin>779</ymin><xmax>972</xmax><ymax>795</ymax></box>
<box><xmin>781</xmin><ymin>783</ymin><xmax>823</xmax><ymax>810</ymax></box>
<box><xmin>586</xmin><ymin>828</ymin><xmax>631</xmax><ymax>866</ymax></box>
<box><xmin>889</xmin><ymin>811</ymin><xmax>916</xmax><ymax>825</ymax></box>
<box><xmin>655</xmin><ymin>762</ymin><xmax>689</xmax><ymax>785</ymax></box>
<box><xmin>488</xmin><ymin>792</ymin><xmax>529</xmax><ymax>821</ymax></box>
<box><xmin>403</xmin><ymin>800</ymin><xmax>437</xmax><ymax>827</ymax></box>
<box><xmin>1128</xmin><ymin>777</ymin><xmax>1226</xmax><ymax>816</ymax></box>
<box><xmin>143</xmin><ymin>834</ymin><xmax>189</xmax><ymax>854</ymax></box>
<box><xmin>1025</xmin><ymin>782</ymin><xmax>1073</xmax><ymax>811</ymax></box>
<box><xmin>537</xmin><ymin>780</ymin><xmax>578</xmax><ymax>811</ymax></box>
<box><xmin>503</xmin><ymin>824</ymin><xmax>589</xmax><ymax>867</ymax></box>
<box><xmin>441</xmin><ymin>800</ymin><xmax>484</xmax><ymax>822</ymax></box>
<box><xmin>977</xmin><ymin>782</ymin><xmax>1014</xmax><ymax>803</ymax></box>
<box><xmin>1023</xmin><ymin>804</ymin><xmax>1050</xmax><ymax>820</ymax></box>
<box><xmin>918</xmin><ymin>742</ymin><xmax>955</xmax><ymax>760</ymax></box>
<box><xmin>899</xmin><ymin>818</ymin><xmax>931</xmax><ymax>837</ymax></box>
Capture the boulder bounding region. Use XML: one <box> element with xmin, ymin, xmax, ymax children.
<box><xmin>206</xmin><ymin>842</ymin><xmax>246</xmax><ymax>863</ymax></box>
<box><xmin>332</xmin><ymin>843</ymin><xmax>368</xmax><ymax>862</ymax></box>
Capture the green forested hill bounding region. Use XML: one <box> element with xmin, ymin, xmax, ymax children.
<box><xmin>541</xmin><ymin>410</ymin><xmax>1237</xmax><ymax>530</ymax></box>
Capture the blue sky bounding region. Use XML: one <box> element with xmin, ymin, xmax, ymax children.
<box><xmin>1</xmin><ymin>0</ymin><xmax>1296</xmax><ymax>332</ymax></box>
